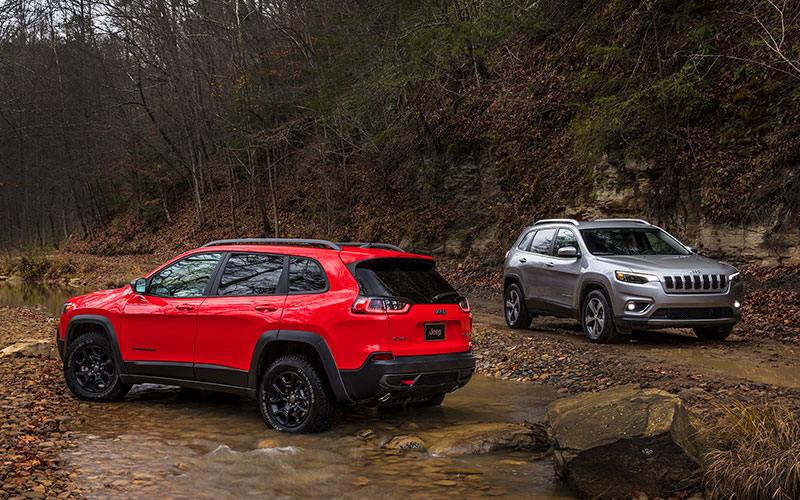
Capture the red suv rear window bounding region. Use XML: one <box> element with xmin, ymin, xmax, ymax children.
<box><xmin>354</xmin><ymin>258</ymin><xmax>458</xmax><ymax>304</ymax></box>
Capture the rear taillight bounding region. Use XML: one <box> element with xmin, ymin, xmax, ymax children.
<box><xmin>352</xmin><ymin>297</ymin><xmax>411</xmax><ymax>314</ymax></box>
<box><xmin>458</xmin><ymin>296</ymin><xmax>470</xmax><ymax>313</ymax></box>
<box><xmin>504</xmin><ymin>250</ymin><xmax>509</xmax><ymax>260</ymax></box>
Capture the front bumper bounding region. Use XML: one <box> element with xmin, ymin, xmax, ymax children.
<box><xmin>617</xmin><ymin>315</ymin><xmax>739</xmax><ymax>329</ymax></box>
<box><xmin>339</xmin><ymin>351</ymin><xmax>476</xmax><ymax>404</ymax></box>
<box><xmin>56</xmin><ymin>327</ymin><xmax>65</xmax><ymax>361</ymax></box>
<box><xmin>611</xmin><ymin>279</ymin><xmax>743</xmax><ymax>331</ymax></box>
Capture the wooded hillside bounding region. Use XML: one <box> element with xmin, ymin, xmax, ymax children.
<box><xmin>1</xmin><ymin>0</ymin><xmax>798</xmax><ymax>262</ymax></box>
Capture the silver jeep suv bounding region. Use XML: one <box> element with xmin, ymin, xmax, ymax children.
<box><xmin>502</xmin><ymin>219</ymin><xmax>744</xmax><ymax>343</ymax></box>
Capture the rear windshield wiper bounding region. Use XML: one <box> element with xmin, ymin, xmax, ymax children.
<box><xmin>431</xmin><ymin>291</ymin><xmax>459</xmax><ymax>303</ymax></box>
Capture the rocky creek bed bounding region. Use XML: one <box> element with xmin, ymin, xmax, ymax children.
<box><xmin>0</xmin><ymin>258</ymin><xmax>798</xmax><ymax>498</ymax></box>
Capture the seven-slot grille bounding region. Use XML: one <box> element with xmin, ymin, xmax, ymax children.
<box><xmin>663</xmin><ymin>274</ymin><xmax>727</xmax><ymax>293</ymax></box>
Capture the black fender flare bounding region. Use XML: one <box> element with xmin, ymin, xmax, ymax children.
<box><xmin>503</xmin><ymin>273</ymin><xmax>523</xmax><ymax>293</ymax></box>
<box><xmin>66</xmin><ymin>314</ymin><xmax>127</xmax><ymax>374</ymax></box>
<box><xmin>248</xmin><ymin>330</ymin><xmax>354</xmax><ymax>404</ymax></box>
<box><xmin>578</xmin><ymin>279</ymin><xmax>613</xmax><ymax>316</ymax></box>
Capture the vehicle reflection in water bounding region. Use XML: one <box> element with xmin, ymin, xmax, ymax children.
<box><xmin>62</xmin><ymin>376</ymin><xmax>575</xmax><ymax>499</ymax></box>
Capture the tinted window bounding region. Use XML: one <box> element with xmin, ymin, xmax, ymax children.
<box><xmin>517</xmin><ymin>231</ymin><xmax>535</xmax><ymax>251</ymax></box>
<box><xmin>580</xmin><ymin>228</ymin><xmax>690</xmax><ymax>255</ymax></box>
<box><xmin>289</xmin><ymin>257</ymin><xmax>327</xmax><ymax>292</ymax></box>
<box><xmin>553</xmin><ymin>229</ymin><xmax>578</xmax><ymax>254</ymax></box>
<box><xmin>149</xmin><ymin>253</ymin><xmax>221</xmax><ymax>297</ymax></box>
<box><xmin>218</xmin><ymin>253</ymin><xmax>284</xmax><ymax>296</ymax></box>
<box><xmin>530</xmin><ymin>229</ymin><xmax>555</xmax><ymax>254</ymax></box>
<box><xmin>355</xmin><ymin>258</ymin><xmax>457</xmax><ymax>304</ymax></box>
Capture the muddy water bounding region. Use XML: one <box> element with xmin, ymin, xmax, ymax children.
<box><xmin>62</xmin><ymin>377</ymin><xmax>573</xmax><ymax>499</ymax></box>
<box><xmin>0</xmin><ymin>279</ymin><xmax>90</xmax><ymax>317</ymax></box>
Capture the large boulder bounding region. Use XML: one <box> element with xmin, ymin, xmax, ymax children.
<box><xmin>0</xmin><ymin>339</ymin><xmax>53</xmax><ymax>358</ymax></box>
<box><xmin>546</xmin><ymin>385</ymin><xmax>701</xmax><ymax>500</ymax></box>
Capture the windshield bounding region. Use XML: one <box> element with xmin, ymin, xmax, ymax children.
<box><xmin>580</xmin><ymin>228</ymin><xmax>689</xmax><ymax>256</ymax></box>
<box><xmin>354</xmin><ymin>258</ymin><xmax>458</xmax><ymax>304</ymax></box>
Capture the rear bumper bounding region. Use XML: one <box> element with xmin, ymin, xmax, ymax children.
<box><xmin>339</xmin><ymin>351</ymin><xmax>476</xmax><ymax>403</ymax></box>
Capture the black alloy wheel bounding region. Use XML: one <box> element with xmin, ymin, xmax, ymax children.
<box><xmin>258</xmin><ymin>355</ymin><xmax>334</xmax><ymax>433</ymax></box>
<box><xmin>268</xmin><ymin>370</ymin><xmax>312</xmax><ymax>428</ymax></box>
<box><xmin>73</xmin><ymin>344</ymin><xmax>115</xmax><ymax>393</ymax></box>
<box><xmin>64</xmin><ymin>332</ymin><xmax>131</xmax><ymax>401</ymax></box>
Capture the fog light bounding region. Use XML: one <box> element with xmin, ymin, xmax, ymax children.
<box><xmin>734</xmin><ymin>300</ymin><xmax>742</xmax><ymax>309</ymax></box>
<box><xmin>625</xmin><ymin>301</ymin><xmax>650</xmax><ymax>313</ymax></box>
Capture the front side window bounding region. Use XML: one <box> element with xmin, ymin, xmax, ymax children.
<box><xmin>553</xmin><ymin>229</ymin><xmax>578</xmax><ymax>254</ymax></box>
<box><xmin>580</xmin><ymin>228</ymin><xmax>690</xmax><ymax>255</ymax></box>
<box><xmin>530</xmin><ymin>229</ymin><xmax>555</xmax><ymax>255</ymax></box>
<box><xmin>218</xmin><ymin>253</ymin><xmax>284</xmax><ymax>296</ymax></box>
<box><xmin>288</xmin><ymin>257</ymin><xmax>327</xmax><ymax>293</ymax></box>
<box><xmin>149</xmin><ymin>253</ymin><xmax>222</xmax><ymax>297</ymax></box>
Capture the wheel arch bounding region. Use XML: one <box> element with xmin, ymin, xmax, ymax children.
<box><xmin>578</xmin><ymin>279</ymin><xmax>612</xmax><ymax>319</ymax></box>
<box><xmin>248</xmin><ymin>330</ymin><xmax>353</xmax><ymax>404</ymax></box>
<box><xmin>65</xmin><ymin>314</ymin><xmax>127</xmax><ymax>374</ymax></box>
<box><xmin>503</xmin><ymin>273</ymin><xmax>523</xmax><ymax>294</ymax></box>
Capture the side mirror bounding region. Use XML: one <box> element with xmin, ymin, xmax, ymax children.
<box><xmin>557</xmin><ymin>246</ymin><xmax>579</xmax><ymax>258</ymax></box>
<box><xmin>687</xmin><ymin>246</ymin><xmax>698</xmax><ymax>254</ymax></box>
<box><xmin>131</xmin><ymin>278</ymin><xmax>147</xmax><ymax>294</ymax></box>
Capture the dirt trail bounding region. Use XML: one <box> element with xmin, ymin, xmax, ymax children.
<box><xmin>469</xmin><ymin>297</ymin><xmax>800</xmax><ymax>416</ymax></box>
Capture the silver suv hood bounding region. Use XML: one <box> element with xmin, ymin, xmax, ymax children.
<box><xmin>595</xmin><ymin>254</ymin><xmax>737</xmax><ymax>275</ymax></box>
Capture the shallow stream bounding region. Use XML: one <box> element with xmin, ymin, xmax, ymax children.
<box><xmin>61</xmin><ymin>377</ymin><xmax>574</xmax><ymax>499</ymax></box>
<box><xmin>0</xmin><ymin>279</ymin><xmax>574</xmax><ymax>499</ymax></box>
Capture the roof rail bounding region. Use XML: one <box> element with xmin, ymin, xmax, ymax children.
<box><xmin>533</xmin><ymin>219</ymin><xmax>580</xmax><ymax>226</ymax></box>
<box><xmin>594</xmin><ymin>218</ymin><xmax>651</xmax><ymax>225</ymax></box>
<box><xmin>337</xmin><ymin>242</ymin><xmax>406</xmax><ymax>252</ymax></box>
<box><xmin>202</xmin><ymin>238</ymin><xmax>342</xmax><ymax>250</ymax></box>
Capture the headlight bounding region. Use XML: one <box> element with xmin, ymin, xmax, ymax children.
<box><xmin>61</xmin><ymin>302</ymin><xmax>74</xmax><ymax>316</ymax></box>
<box><xmin>729</xmin><ymin>272</ymin><xmax>741</xmax><ymax>281</ymax></box>
<box><xmin>615</xmin><ymin>271</ymin><xmax>659</xmax><ymax>284</ymax></box>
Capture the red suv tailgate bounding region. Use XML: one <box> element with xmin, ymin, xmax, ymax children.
<box><xmin>348</xmin><ymin>256</ymin><xmax>472</xmax><ymax>357</ymax></box>
<box><xmin>388</xmin><ymin>303</ymin><xmax>471</xmax><ymax>356</ymax></box>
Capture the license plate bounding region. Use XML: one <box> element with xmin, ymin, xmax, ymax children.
<box><xmin>425</xmin><ymin>323</ymin><xmax>445</xmax><ymax>341</ymax></box>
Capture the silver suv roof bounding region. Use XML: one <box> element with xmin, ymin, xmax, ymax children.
<box><xmin>531</xmin><ymin>218</ymin><xmax>654</xmax><ymax>230</ymax></box>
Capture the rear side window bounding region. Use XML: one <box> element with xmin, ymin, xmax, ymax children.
<box><xmin>288</xmin><ymin>257</ymin><xmax>327</xmax><ymax>293</ymax></box>
<box><xmin>218</xmin><ymin>253</ymin><xmax>284</xmax><ymax>296</ymax></box>
<box><xmin>517</xmin><ymin>231</ymin><xmax>535</xmax><ymax>251</ymax></box>
<box><xmin>354</xmin><ymin>259</ymin><xmax>457</xmax><ymax>304</ymax></box>
<box><xmin>530</xmin><ymin>229</ymin><xmax>555</xmax><ymax>254</ymax></box>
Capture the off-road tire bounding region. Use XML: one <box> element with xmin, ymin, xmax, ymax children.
<box><xmin>504</xmin><ymin>283</ymin><xmax>532</xmax><ymax>329</ymax></box>
<box><xmin>258</xmin><ymin>355</ymin><xmax>334</xmax><ymax>433</ymax></box>
<box><xmin>693</xmin><ymin>326</ymin><xmax>733</xmax><ymax>341</ymax></box>
<box><xmin>581</xmin><ymin>290</ymin><xmax>620</xmax><ymax>344</ymax></box>
<box><xmin>64</xmin><ymin>332</ymin><xmax>131</xmax><ymax>402</ymax></box>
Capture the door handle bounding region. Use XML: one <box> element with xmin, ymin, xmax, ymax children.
<box><xmin>175</xmin><ymin>304</ymin><xmax>195</xmax><ymax>311</ymax></box>
<box><xmin>519</xmin><ymin>258</ymin><xmax>527</xmax><ymax>263</ymax></box>
<box><xmin>546</xmin><ymin>262</ymin><xmax>555</xmax><ymax>267</ymax></box>
<box><xmin>255</xmin><ymin>304</ymin><xmax>279</xmax><ymax>312</ymax></box>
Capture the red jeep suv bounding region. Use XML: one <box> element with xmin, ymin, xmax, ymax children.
<box><xmin>57</xmin><ymin>239</ymin><xmax>475</xmax><ymax>432</ymax></box>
